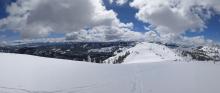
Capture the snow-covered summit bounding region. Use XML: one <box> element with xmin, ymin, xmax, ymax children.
<box><xmin>123</xmin><ymin>42</ymin><xmax>182</xmax><ymax>63</ymax></box>
<box><xmin>104</xmin><ymin>42</ymin><xmax>182</xmax><ymax>64</ymax></box>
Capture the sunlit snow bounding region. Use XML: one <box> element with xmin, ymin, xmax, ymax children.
<box><xmin>0</xmin><ymin>52</ymin><xmax>220</xmax><ymax>93</ymax></box>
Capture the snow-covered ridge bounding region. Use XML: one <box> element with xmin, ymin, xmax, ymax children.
<box><xmin>200</xmin><ymin>46</ymin><xmax>220</xmax><ymax>57</ymax></box>
<box><xmin>104</xmin><ymin>42</ymin><xmax>182</xmax><ymax>64</ymax></box>
<box><xmin>104</xmin><ymin>42</ymin><xmax>220</xmax><ymax>64</ymax></box>
<box><xmin>1</xmin><ymin>41</ymin><xmax>220</xmax><ymax>64</ymax></box>
<box><xmin>176</xmin><ymin>45</ymin><xmax>220</xmax><ymax>61</ymax></box>
<box><xmin>0</xmin><ymin>53</ymin><xmax>83</xmax><ymax>63</ymax></box>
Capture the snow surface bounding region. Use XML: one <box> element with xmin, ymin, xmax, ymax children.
<box><xmin>105</xmin><ymin>42</ymin><xmax>182</xmax><ymax>64</ymax></box>
<box><xmin>0</xmin><ymin>53</ymin><xmax>220</xmax><ymax>93</ymax></box>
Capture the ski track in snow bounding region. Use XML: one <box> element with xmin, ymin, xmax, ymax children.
<box><xmin>131</xmin><ymin>64</ymin><xmax>144</xmax><ymax>93</ymax></box>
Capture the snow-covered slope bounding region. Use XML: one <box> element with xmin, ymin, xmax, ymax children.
<box><xmin>199</xmin><ymin>46</ymin><xmax>220</xmax><ymax>60</ymax></box>
<box><xmin>177</xmin><ymin>45</ymin><xmax>220</xmax><ymax>61</ymax></box>
<box><xmin>1</xmin><ymin>53</ymin><xmax>220</xmax><ymax>93</ymax></box>
<box><xmin>123</xmin><ymin>42</ymin><xmax>182</xmax><ymax>63</ymax></box>
<box><xmin>105</xmin><ymin>42</ymin><xmax>182</xmax><ymax>64</ymax></box>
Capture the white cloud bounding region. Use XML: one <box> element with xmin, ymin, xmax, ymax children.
<box><xmin>175</xmin><ymin>36</ymin><xmax>213</xmax><ymax>46</ymax></box>
<box><xmin>1</xmin><ymin>0</ymin><xmax>218</xmax><ymax>45</ymax></box>
<box><xmin>130</xmin><ymin>0</ymin><xmax>220</xmax><ymax>43</ymax></box>
<box><xmin>144</xmin><ymin>26</ymin><xmax>150</xmax><ymax>31</ymax></box>
<box><xmin>66</xmin><ymin>25</ymin><xmax>144</xmax><ymax>41</ymax></box>
<box><xmin>109</xmin><ymin>0</ymin><xmax>129</xmax><ymax>5</ymax></box>
<box><xmin>144</xmin><ymin>31</ymin><xmax>159</xmax><ymax>42</ymax></box>
<box><xmin>143</xmin><ymin>31</ymin><xmax>213</xmax><ymax>46</ymax></box>
<box><xmin>0</xmin><ymin>0</ymin><xmax>142</xmax><ymax>41</ymax></box>
<box><xmin>182</xmin><ymin>36</ymin><xmax>212</xmax><ymax>45</ymax></box>
<box><xmin>0</xmin><ymin>0</ymin><xmax>94</xmax><ymax>38</ymax></box>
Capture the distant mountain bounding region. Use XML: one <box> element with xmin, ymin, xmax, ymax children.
<box><xmin>0</xmin><ymin>41</ymin><xmax>136</xmax><ymax>63</ymax></box>
<box><xmin>177</xmin><ymin>45</ymin><xmax>220</xmax><ymax>62</ymax></box>
<box><xmin>0</xmin><ymin>41</ymin><xmax>219</xmax><ymax>64</ymax></box>
<box><xmin>104</xmin><ymin>42</ymin><xmax>220</xmax><ymax>64</ymax></box>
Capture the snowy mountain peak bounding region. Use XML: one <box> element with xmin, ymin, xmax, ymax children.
<box><xmin>104</xmin><ymin>42</ymin><xmax>182</xmax><ymax>64</ymax></box>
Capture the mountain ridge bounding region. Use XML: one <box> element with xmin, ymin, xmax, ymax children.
<box><xmin>0</xmin><ymin>41</ymin><xmax>220</xmax><ymax>64</ymax></box>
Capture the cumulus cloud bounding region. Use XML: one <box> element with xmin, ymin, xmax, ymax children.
<box><xmin>0</xmin><ymin>0</ymin><xmax>142</xmax><ymax>41</ymax></box>
<box><xmin>1</xmin><ymin>0</ymin><xmax>94</xmax><ymax>38</ymax></box>
<box><xmin>130</xmin><ymin>0</ymin><xmax>220</xmax><ymax>43</ymax></box>
<box><xmin>109</xmin><ymin>0</ymin><xmax>129</xmax><ymax>5</ymax></box>
<box><xmin>181</xmin><ymin>36</ymin><xmax>213</xmax><ymax>46</ymax></box>
<box><xmin>66</xmin><ymin>25</ymin><xmax>144</xmax><ymax>41</ymax></box>
<box><xmin>144</xmin><ymin>30</ymin><xmax>213</xmax><ymax>45</ymax></box>
<box><xmin>0</xmin><ymin>0</ymin><xmax>219</xmax><ymax>45</ymax></box>
<box><xmin>144</xmin><ymin>31</ymin><xmax>159</xmax><ymax>42</ymax></box>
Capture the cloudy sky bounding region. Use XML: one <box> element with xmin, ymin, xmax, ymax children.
<box><xmin>0</xmin><ymin>0</ymin><xmax>220</xmax><ymax>44</ymax></box>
